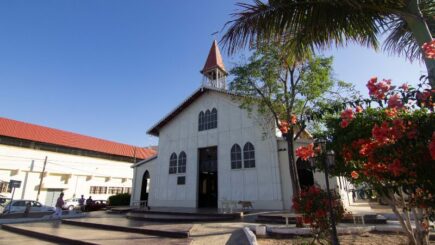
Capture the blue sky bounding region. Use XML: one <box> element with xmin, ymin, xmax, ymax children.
<box><xmin>0</xmin><ymin>1</ymin><xmax>426</xmax><ymax>147</ymax></box>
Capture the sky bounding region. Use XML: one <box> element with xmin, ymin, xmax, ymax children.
<box><xmin>0</xmin><ymin>1</ymin><xmax>427</xmax><ymax>147</ymax></box>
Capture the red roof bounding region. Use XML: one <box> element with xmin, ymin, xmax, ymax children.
<box><xmin>0</xmin><ymin>117</ymin><xmax>156</xmax><ymax>160</ymax></box>
<box><xmin>201</xmin><ymin>40</ymin><xmax>227</xmax><ymax>74</ymax></box>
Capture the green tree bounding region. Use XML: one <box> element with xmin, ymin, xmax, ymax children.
<box><xmin>230</xmin><ymin>44</ymin><xmax>355</xmax><ymax>198</ymax></box>
<box><xmin>222</xmin><ymin>0</ymin><xmax>435</xmax><ymax>88</ymax></box>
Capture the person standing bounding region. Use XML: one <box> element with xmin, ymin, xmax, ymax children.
<box><xmin>85</xmin><ymin>196</ymin><xmax>93</xmax><ymax>212</ymax></box>
<box><xmin>54</xmin><ymin>192</ymin><xmax>64</xmax><ymax>218</ymax></box>
<box><xmin>78</xmin><ymin>195</ymin><xmax>85</xmax><ymax>211</ymax></box>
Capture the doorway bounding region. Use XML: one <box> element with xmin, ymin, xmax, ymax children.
<box><xmin>140</xmin><ymin>171</ymin><xmax>150</xmax><ymax>201</ymax></box>
<box><xmin>198</xmin><ymin>146</ymin><xmax>218</xmax><ymax>208</ymax></box>
<box><xmin>297</xmin><ymin>158</ymin><xmax>314</xmax><ymax>190</ymax></box>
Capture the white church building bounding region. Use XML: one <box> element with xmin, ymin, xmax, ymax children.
<box><xmin>131</xmin><ymin>41</ymin><xmax>350</xmax><ymax>210</ymax></box>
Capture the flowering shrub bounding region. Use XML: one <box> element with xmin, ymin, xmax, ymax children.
<box><xmin>292</xmin><ymin>186</ymin><xmax>345</xmax><ymax>242</ymax></box>
<box><xmin>326</xmin><ymin>73</ymin><xmax>434</xmax><ymax>245</ymax></box>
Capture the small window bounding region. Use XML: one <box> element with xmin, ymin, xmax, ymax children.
<box><xmin>231</xmin><ymin>144</ymin><xmax>242</xmax><ymax>169</ymax></box>
<box><xmin>198</xmin><ymin>111</ymin><xmax>204</xmax><ymax>131</ymax></box>
<box><xmin>90</xmin><ymin>186</ymin><xmax>107</xmax><ymax>194</ymax></box>
<box><xmin>177</xmin><ymin>176</ymin><xmax>186</xmax><ymax>185</ymax></box>
<box><xmin>178</xmin><ymin>151</ymin><xmax>187</xmax><ymax>173</ymax></box>
<box><xmin>205</xmin><ymin>110</ymin><xmax>211</xmax><ymax>130</ymax></box>
<box><xmin>0</xmin><ymin>182</ymin><xmax>10</xmax><ymax>193</ymax></box>
<box><xmin>108</xmin><ymin>187</ymin><xmax>123</xmax><ymax>195</ymax></box>
<box><xmin>243</xmin><ymin>142</ymin><xmax>255</xmax><ymax>168</ymax></box>
<box><xmin>169</xmin><ymin>153</ymin><xmax>177</xmax><ymax>174</ymax></box>
<box><xmin>211</xmin><ymin>108</ymin><xmax>217</xmax><ymax>129</ymax></box>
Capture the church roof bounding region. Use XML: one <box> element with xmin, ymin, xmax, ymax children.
<box><xmin>147</xmin><ymin>86</ymin><xmax>235</xmax><ymax>136</ymax></box>
<box><xmin>201</xmin><ymin>40</ymin><xmax>227</xmax><ymax>74</ymax></box>
<box><xmin>0</xmin><ymin>117</ymin><xmax>156</xmax><ymax>160</ymax></box>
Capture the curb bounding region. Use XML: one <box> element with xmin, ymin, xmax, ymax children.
<box><xmin>62</xmin><ymin>219</ymin><xmax>190</xmax><ymax>238</ymax></box>
<box><xmin>0</xmin><ymin>213</ymin><xmax>86</xmax><ymax>225</ymax></box>
<box><xmin>1</xmin><ymin>224</ymin><xmax>97</xmax><ymax>245</ymax></box>
<box><xmin>243</xmin><ymin>226</ymin><xmax>257</xmax><ymax>245</ymax></box>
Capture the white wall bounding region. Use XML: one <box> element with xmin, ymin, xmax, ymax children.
<box><xmin>0</xmin><ymin>144</ymin><xmax>134</xmax><ymax>205</ymax></box>
<box><xmin>149</xmin><ymin>91</ymin><xmax>284</xmax><ymax>209</ymax></box>
<box><xmin>131</xmin><ymin>158</ymin><xmax>156</xmax><ymax>205</ymax></box>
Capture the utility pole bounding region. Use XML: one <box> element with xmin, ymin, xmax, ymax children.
<box><xmin>36</xmin><ymin>156</ymin><xmax>48</xmax><ymax>202</ymax></box>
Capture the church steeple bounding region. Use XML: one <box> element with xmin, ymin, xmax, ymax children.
<box><xmin>201</xmin><ymin>40</ymin><xmax>227</xmax><ymax>90</ymax></box>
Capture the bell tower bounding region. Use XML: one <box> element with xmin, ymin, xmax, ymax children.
<box><xmin>201</xmin><ymin>40</ymin><xmax>227</xmax><ymax>90</ymax></box>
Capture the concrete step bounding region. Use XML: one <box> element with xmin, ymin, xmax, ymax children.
<box><xmin>126</xmin><ymin>211</ymin><xmax>239</xmax><ymax>222</ymax></box>
<box><xmin>2</xmin><ymin>222</ymin><xmax>191</xmax><ymax>245</ymax></box>
<box><xmin>62</xmin><ymin>218</ymin><xmax>190</xmax><ymax>238</ymax></box>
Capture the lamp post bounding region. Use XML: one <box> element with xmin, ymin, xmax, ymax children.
<box><xmin>316</xmin><ymin>139</ymin><xmax>340</xmax><ymax>245</ymax></box>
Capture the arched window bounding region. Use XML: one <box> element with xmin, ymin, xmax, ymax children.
<box><xmin>243</xmin><ymin>142</ymin><xmax>255</xmax><ymax>168</ymax></box>
<box><xmin>211</xmin><ymin>108</ymin><xmax>217</xmax><ymax>129</ymax></box>
<box><xmin>169</xmin><ymin>153</ymin><xmax>177</xmax><ymax>174</ymax></box>
<box><xmin>204</xmin><ymin>110</ymin><xmax>211</xmax><ymax>130</ymax></box>
<box><xmin>198</xmin><ymin>111</ymin><xmax>204</xmax><ymax>131</ymax></box>
<box><xmin>230</xmin><ymin>144</ymin><xmax>242</xmax><ymax>169</ymax></box>
<box><xmin>178</xmin><ymin>151</ymin><xmax>186</xmax><ymax>173</ymax></box>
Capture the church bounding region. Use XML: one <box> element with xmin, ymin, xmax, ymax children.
<box><xmin>131</xmin><ymin>41</ymin><xmax>350</xmax><ymax>210</ymax></box>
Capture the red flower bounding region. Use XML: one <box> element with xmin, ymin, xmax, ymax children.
<box><xmin>422</xmin><ymin>40</ymin><xmax>435</xmax><ymax>59</ymax></box>
<box><xmin>385</xmin><ymin>108</ymin><xmax>398</xmax><ymax>118</ymax></box>
<box><xmin>356</xmin><ymin>106</ymin><xmax>363</xmax><ymax>113</ymax></box>
<box><xmin>315</xmin><ymin>209</ymin><xmax>327</xmax><ymax>218</ymax></box>
<box><xmin>278</xmin><ymin>121</ymin><xmax>288</xmax><ymax>134</ymax></box>
<box><xmin>351</xmin><ymin>171</ymin><xmax>359</xmax><ymax>179</ymax></box>
<box><xmin>340</xmin><ymin>120</ymin><xmax>349</xmax><ymax>128</ymax></box>
<box><xmin>296</xmin><ymin>143</ymin><xmax>315</xmax><ymax>161</ymax></box>
<box><xmin>341</xmin><ymin>108</ymin><xmax>354</xmax><ymax>120</ymax></box>
<box><xmin>400</xmin><ymin>83</ymin><xmax>409</xmax><ymax>92</ymax></box>
<box><xmin>388</xmin><ymin>159</ymin><xmax>406</xmax><ymax>177</ymax></box>
<box><xmin>387</xmin><ymin>94</ymin><xmax>403</xmax><ymax>109</ymax></box>
<box><xmin>367</xmin><ymin>77</ymin><xmax>391</xmax><ymax>100</ymax></box>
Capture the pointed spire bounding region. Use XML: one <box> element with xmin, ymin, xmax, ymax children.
<box><xmin>201</xmin><ymin>40</ymin><xmax>227</xmax><ymax>75</ymax></box>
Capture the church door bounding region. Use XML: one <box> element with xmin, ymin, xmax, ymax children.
<box><xmin>198</xmin><ymin>147</ymin><xmax>218</xmax><ymax>208</ymax></box>
<box><xmin>140</xmin><ymin>171</ymin><xmax>150</xmax><ymax>201</ymax></box>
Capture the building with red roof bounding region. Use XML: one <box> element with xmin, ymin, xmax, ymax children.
<box><xmin>0</xmin><ymin>117</ymin><xmax>156</xmax><ymax>206</ymax></box>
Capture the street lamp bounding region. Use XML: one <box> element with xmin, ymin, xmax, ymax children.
<box><xmin>316</xmin><ymin>139</ymin><xmax>340</xmax><ymax>245</ymax></box>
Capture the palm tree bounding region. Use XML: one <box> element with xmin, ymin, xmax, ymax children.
<box><xmin>221</xmin><ymin>0</ymin><xmax>435</xmax><ymax>87</ymax></box>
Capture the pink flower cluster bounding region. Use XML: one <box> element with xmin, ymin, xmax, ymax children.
<box><xmin>367</xmin><ymin>77</ymin><xmax>391</xmax><ymax>100</ymax></box>
<box><xmin>422</xmin><ymin>40</ymin><xmax>435</xmax><ymax>59</ymax></box>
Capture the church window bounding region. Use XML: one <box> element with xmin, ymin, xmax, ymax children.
<box><xmin>205</xmin><ymin>110</ymin><xmax>211</xmax><ymax>129</ymax></box>
<box><xmin>178</xmin><ymin>151</ymin><xmax>187</xmax><ymax>173</ymax></box>
<box><xmin>199</xmin><ymin>108</ymin><xmax>217</xmax><ymax>131</ymax></box>
<box><xmin>230</xmin><ymin>144</ymin><xmax>242</xmax><ymax>169</ymax></box>
<box><xmin>169</xmin><ymin>153</ymin><xmax>177</xmax><ymax>174</ymax></box>
<box><xmin>243</xmin><ymin>142</ymin><xmax>255</xmax><ymax>168</ymax></box>
<box><xmin>211</xmin><ymin>108</ymin><xmax>217</xmax><ymax>128</ymax></box>
<box><xmin>198</xmin><ymin>111</ymin><xmax>204</xmax><ymax>131</ymax></box>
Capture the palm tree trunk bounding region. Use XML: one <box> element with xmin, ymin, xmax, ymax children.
<box><xmin>404</xmin><ymin>0</ymin><xmax>435</xmax><ymax>88</ymax></box>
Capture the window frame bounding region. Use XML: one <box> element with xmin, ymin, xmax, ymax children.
<box><xmin>230</xmin><ymin>144</ymin><xmax>242</xmax><ymax>169</ymax></box>
<box><xmin>243</xmin><ymin>142</ymin><xmax>256</xmax><ymax>168</ymax></box>
<box><xmin>169</xmin><ymin>153</ymin><xmax>178</xmax><ymax>174</ymax></box>
<box><xmin>178</xmin><ymin>151</ymin><xmax>187</xmax><ymax>173</ymax></box>
<box><xmin>198</xmin><ymin>111</ymin><xmax>205</xmax><ymax>131</ymax></box>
